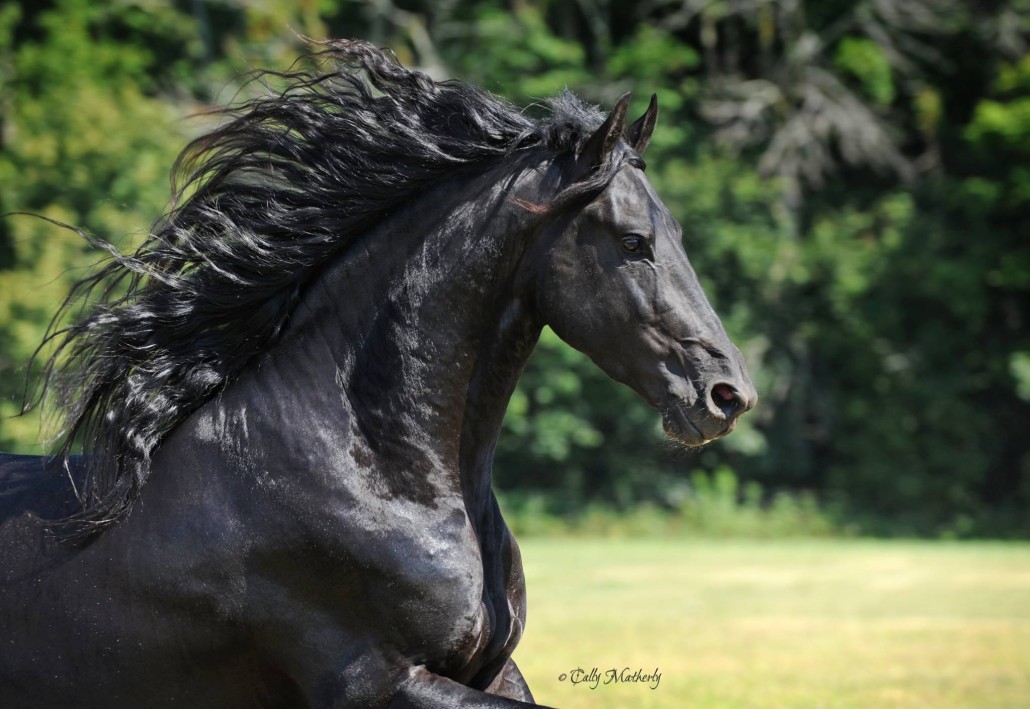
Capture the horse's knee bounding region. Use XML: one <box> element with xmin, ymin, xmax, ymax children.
<box><xmin>484</xmin><ymin>658</ymin><xmax>534</xmax><ymax>703</ymax></box>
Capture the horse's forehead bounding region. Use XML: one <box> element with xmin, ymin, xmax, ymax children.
<box><xmin>593</xmin><ymin>167</ymin><xmax>666</xmax><ymax>225</ymax></box>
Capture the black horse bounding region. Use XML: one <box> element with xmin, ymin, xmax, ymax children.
<box><xmin>0</xmin><ymin>40</ymin><xmax>754</xmax><ymax>707</ymax></box>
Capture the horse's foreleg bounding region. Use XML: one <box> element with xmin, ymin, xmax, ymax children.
<box><xmin>484</xmin><ymin>658</ymin><xmax>535</xmax><ymax>703</ymax></box>
<box><xmin>389</xmin><ymin>665</ymin><xmax>551</xmax><ymax>708</ymax></box>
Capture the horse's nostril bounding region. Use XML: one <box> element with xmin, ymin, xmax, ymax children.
<box><xmin>710</xmin><ymin>383</ymin><xmax>743</xmax><ymax>419</ymax></box>
<box><xmin>713</xmin><ymin>383</ymin><xmax>735</xmax><ymax>402</ymax></box>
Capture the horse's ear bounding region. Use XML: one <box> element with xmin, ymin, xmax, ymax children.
<box><xmin>625</xmin><ymin>93</ymin><xmax>659</xmax><ymax>155</ymax></box>
<box><xmin>579</xmin><ymin>92</ymin><xmax>632</xmax><ymax>171</ymax></box>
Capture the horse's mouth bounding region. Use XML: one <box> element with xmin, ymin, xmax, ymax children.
<box><xmin>661</xmin><ymin>401</ymin><xmax>735</xmax><ymax>447</ymax></box>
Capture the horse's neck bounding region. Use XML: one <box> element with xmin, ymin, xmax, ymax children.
<box><xmin>271</xmin><ymin>164</ymin><xmax>543</xmax><ymax>508</ymax></box>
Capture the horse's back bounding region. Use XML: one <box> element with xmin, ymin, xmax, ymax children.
<box><xmin>0</xmin><ymin>450</ymin><xmax>276</xmax><ymax>708</ymax></box>
<box><xmin>0</xmin><ymin>452</ymin><xmax>81</xmax><ymax>527</ymax></box>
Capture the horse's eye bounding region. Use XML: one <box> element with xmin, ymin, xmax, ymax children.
<box><xmin>622</xmin><ymin>236</ymin><xmax>643</xmax><ymax>254</ymax></box>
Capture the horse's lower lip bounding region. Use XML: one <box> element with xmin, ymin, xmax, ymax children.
<box><xmin>662</xmin><ymin>407</ymin><xmax>707</xmax><ymax>446</ymax></box>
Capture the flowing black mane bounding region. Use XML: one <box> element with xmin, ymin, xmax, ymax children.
<box><xmin>36</xmin><ymin>39</ymin><xmax>625</xmax><ymax>537</ymax></box>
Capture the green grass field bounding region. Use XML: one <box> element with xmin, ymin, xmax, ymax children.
<box><xmin>511</xmin><ymin>539</ymin><xmax>1030</xmax><ymax>708</ymax></box>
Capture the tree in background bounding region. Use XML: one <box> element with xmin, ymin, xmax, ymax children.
<box><xmin>1</xmin><ymin>0</ymin><xmax>1027</xmax><ymax>535</ymax></box>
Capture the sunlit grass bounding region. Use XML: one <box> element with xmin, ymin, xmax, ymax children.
<box><xmin>512</xmin><ymin>539</ymin><xmax>1030</xmax><ymax>708</ymax></box>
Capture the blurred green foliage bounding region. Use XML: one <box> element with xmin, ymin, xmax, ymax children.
<box><xmin>0</xmin><ymin>0</ymin><xmax>1027</xmax><ymax>536</ymax></box>
<box><xmin>500</xmin><ymin>467</ymin><xmax>837</xmax><ymax>539</ymax></box>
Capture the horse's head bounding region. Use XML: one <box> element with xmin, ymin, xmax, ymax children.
<box><xmin>530</xmin><ymin>95</ymin><xmax>756</xmax><ymax>445</ymax></box>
